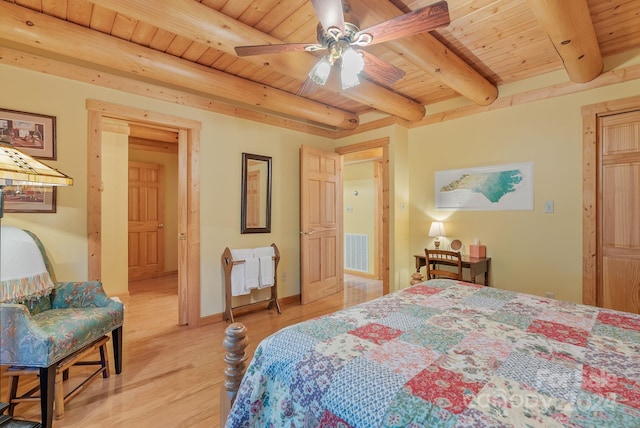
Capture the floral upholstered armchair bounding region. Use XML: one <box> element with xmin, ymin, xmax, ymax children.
<box><xmin>0</xmin><ymin>226</ymin><xmax>124</xmax><ymax>428</ymax></box>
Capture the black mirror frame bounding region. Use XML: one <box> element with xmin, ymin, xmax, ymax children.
<box><xmin>241</xmin><ymin>152</ymin><xmax>272</xmax><ymax>234</ymax></box>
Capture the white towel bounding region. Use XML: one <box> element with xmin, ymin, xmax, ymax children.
<box><xmin>255</xmin><ymin>246</ymin><xmax>275</xmax><ymax>288</ymax></box>
<box><xmin>254</xmin><ymin>246</ymin><xmax>275</xmax><ymax>258</ymax></box>
<box><xmin>244</xmin><ymin>256</ymin><xmax>260</xmax><ymax>292</ymax></box>
<box><xmin>230</xmin><ymin>249</ymin><xmax>254</xmax><ymax>296</ymax></box>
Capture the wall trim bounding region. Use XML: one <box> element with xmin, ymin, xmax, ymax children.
<box><xmin>3</xmin><ymin>46</ymin><xmax>638</xmax><ymax>140</ymax></box>
<box><xmin>0</xmin><ymin>46</ymin><xmax>335</xmax><ymax>138</ymax></box>
<box><xmin>337</xmin><ymin>63</ymin><xmax>640</xmax><ymax>138</ymax></box>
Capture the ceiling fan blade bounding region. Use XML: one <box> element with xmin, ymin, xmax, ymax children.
<box><xmin>311</xmin><ymin>0</ymin><xmax>345</xmax><ymax>34</ymax></box>
<box><xmin>235</xmin><ymin>43</ymin><xmax>319</xmax><ymax>57</ymax></box>
<box><xmin>360</xmin><ymin>50</ymin><xmax>406</xmax><ymax>86</ymax></box>
<box><xmin>355</xmin><ymin>0</ymin><xmax>450</xmax><ymax>47</ymax></box>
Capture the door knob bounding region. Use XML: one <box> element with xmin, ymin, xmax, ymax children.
<box><xmin>158</xmin><ymin>223</ymin><xmax>164</xmax><ymax>229</ymax></box>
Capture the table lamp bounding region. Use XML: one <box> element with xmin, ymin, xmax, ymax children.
<box><xmin>0</xmin><ymin>141</ymin><xmax>73</xmax><ymax>218</ymax></box>
<box><xmin>428</xmin><ymin>221</ymin><xmax>446</xmax><ymax>249</ymax></box>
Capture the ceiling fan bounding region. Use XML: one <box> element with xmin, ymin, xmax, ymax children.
<box><xmin>235</xmin><ymin>0</ymin><xmax>450</xmax><ymax>94</ymax></box>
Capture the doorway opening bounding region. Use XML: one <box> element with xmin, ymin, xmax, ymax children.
<box><xmin>336</xmin><ymin>138</ymin><xmax>389</xmax><ymax>296</ymax></box>
<box><xmin>86</xmin><ymin>100</ymin><xmax>201</xmax><ymax>327</ymax></box>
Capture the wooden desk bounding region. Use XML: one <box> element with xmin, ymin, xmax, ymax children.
<box><xmin>414</xmin><ymin>254</ymin><xmax>491</xmax><ymax>286</ymax></box>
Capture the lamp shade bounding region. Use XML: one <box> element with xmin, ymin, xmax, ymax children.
<box><xmin>0</xmin><ymin>142</ymin><xmax>73</xmax><ymax>187</ymax></box>
<box><xmin>428</xmin><ymin>221</ymin><xmax>446</xmax><ymax>238</ymax></box>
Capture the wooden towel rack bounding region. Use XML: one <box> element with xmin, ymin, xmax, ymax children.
<box><xmin>221</xmin><ymin>243</ymin><xmax>282</xmax><ymax>323</ymax></box>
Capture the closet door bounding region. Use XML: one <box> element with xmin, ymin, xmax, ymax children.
<box><xmin>598</xmin><ymin>110</ymin><xmax>640</xmax><ymax>313</ymax></box>
<box><xmin>128</xmin><ymin>161</ymin><xmax>165</xmax><ymax>281</ymax></box>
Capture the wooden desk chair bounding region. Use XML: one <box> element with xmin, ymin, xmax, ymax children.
<box><xmin>425</xmin><ymin>249</ymin><xmax>463</xmax><ymax>280</ymax></box>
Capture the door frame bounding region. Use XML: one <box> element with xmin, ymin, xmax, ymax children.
<box><xmin>86</xmin><ymin>99</ymin><xmax>201</xmax><ymax>327</ymax></box>
<box><xmin>581</xmin><ymin>94</ymin><xmax>640</xmax><ymax>306</ymax></box>
<box><xmin>336</xmin><ymin>138</ymin><xmax>390</xmax><ymax>295</ymax></box>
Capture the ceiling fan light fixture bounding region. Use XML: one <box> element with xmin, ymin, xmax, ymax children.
<box><xmin>342</xmin><ymin>47</ymin><xmax>364</xmax><ymax>75</ymax></box>
<box><xmin>341</xmin><ymin>67</ymin><xmax>360</xmax><ymax>89</ymax></box>
<box><xmin>340</xmin><ymin>47</ymin><xmax>364</xmax><ymax>89</ymax></box>
<box><xmin>309</xmin><ymin>57</ymin><xmax>332</xmax><ymax>85</ymax></box>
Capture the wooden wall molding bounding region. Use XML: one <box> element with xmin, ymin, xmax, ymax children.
<box><xmin>0</xmin><ymin>46</ymin><xmax>336</xmax><ymax>138</ymax></box>
<box><xmin>2</xmin><ymin>45</ymin><xmax>638</xmax><ymax>140</ymax></box>
<box><xmin>337</xmin><ymin>62</ymin><xmax>640</xmax><ymax>138</ymax></box>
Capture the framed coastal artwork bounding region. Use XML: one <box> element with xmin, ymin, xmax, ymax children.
<box><xmin>435</xmin><ymin>162</ymin><xmax>533</xmax><ymax>211</ymax></box>
<box><xmin>0</xmin><ymin>109</ymin><xmax>57</xmax><ymax>160</ymax></box>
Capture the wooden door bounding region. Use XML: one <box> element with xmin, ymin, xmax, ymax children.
<box><xmin>128</xmin><ymin>161</ymin><xmax>165</xmax><ymax>281</ymax></box>
<box><xmin>246</xmin><ymin>170</ymin><xmax>260</xmax><ymax>227</ymax></box>
<box><xmin>599</xmin><ymin>110</ymin><xmax>640</xmax><ymax>313</ymax></box>
<box><xmin>300</xmin><ymin>145</ymin><xmax>343</xmax><ymax>304</ymax></box>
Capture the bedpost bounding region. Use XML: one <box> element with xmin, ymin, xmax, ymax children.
<box><xmin>220</xmin><ymin>322</ymin><xmax>248</xmax><ymax>427</ymax></box>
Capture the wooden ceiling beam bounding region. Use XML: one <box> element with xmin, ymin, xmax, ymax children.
<box><xmin>387</xmin><ymin>34</ymin><xmax>499</xmax><ymax>105</ymax></box>
<box><xmin>88</xmin><ymin>0</ymin><xmax>426</xmax><ymax>122</ymax></box>
<box><xmin>526</xmin><ymin>0</ymin><xmax>603</xmax><ymax>83</ymax></box>
<box><xmin>0</xmin><ymin>2</ymin><xmax>359</xmax><ymax>130</ymax></box>
<box><xmin>350</xmin><ymin>0</ymin><xmax>498</xmax><ymax>106</ymax></box>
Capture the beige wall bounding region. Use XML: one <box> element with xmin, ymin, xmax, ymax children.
<box><xmin>0</xmin><ymin>63</ymin><xmax>331</xmax><ymax>318</ymax></box>
<box><xmin>407</xmin><ymin>69</ymin><xmax>640</xmax><ymax>303</ymax></box>
<box><xmin>101</xmin><ymin>126</ymin><xmax>129</xmax><ymax>295</ymax></box>
<box><xmin>344</xmin><ymin>162</ymin><xmax>375</xmax><ymax>276</ymax></box>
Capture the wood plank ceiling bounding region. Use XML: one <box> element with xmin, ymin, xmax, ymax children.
<box><xmin>1</xmin><ymin>0</ymin><xmax>639</xmax><ymax>131</ymax></box>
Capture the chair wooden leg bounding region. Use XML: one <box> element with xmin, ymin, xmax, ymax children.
<box><xmin>112</xmin><ymin>326</ymin><xmax>123</xmax><ymax>374</ymax></box>
<box><xmin>39</xmin><ymin>366</ymin><xmax>56</xmax><ymax>428</ymax></box>
<box><xmin>100</xmin><ymin>341</ymin><xmax>110</xmax><ymax>378</ymax></box>
<box><xmin>7</xmin><ymin>375</ymin><xmax>19</xmax><ymax>416</ymax></box>
<box><xmin>55</xmin><ymin>369</ymin><xmax>64</xmax><ymax>420</ymax></box>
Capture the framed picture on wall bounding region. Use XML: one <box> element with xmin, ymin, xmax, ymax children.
<box><xmin>3</xmin><ymin>185</ymin><xmax>57</xmax><ymax>213</ymax></box>
<box><xmin>0</xmin><ymin>108</ymin><xmax>57</xmax><ymax>160</ymax></box>
<box><xmin>435</xmin><ymin>161</ymin><xmax>534</xmax><ymax>211</ymax></box>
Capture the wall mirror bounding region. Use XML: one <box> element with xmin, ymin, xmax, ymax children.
<box><xmin>241</xmin><ymin>152</ymin><xmax>272</xmax><ymax>234</ymax></box>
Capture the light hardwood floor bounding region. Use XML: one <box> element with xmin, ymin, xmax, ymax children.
<box><xmin>2</xmin><ymin>274</ymin><xmax>381</xmax><ymax>427</ymax></box>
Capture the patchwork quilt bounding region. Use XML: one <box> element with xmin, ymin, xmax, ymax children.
<box><xmin>226</xmin><ymin>279</ymin><xmax>640</xmax><ymax>427</ymax></box>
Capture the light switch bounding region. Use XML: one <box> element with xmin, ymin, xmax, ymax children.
<box><xmin>544</xmin><ymin>201</ymin><xmax>554</xmax><ymax>213</ymax></box>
